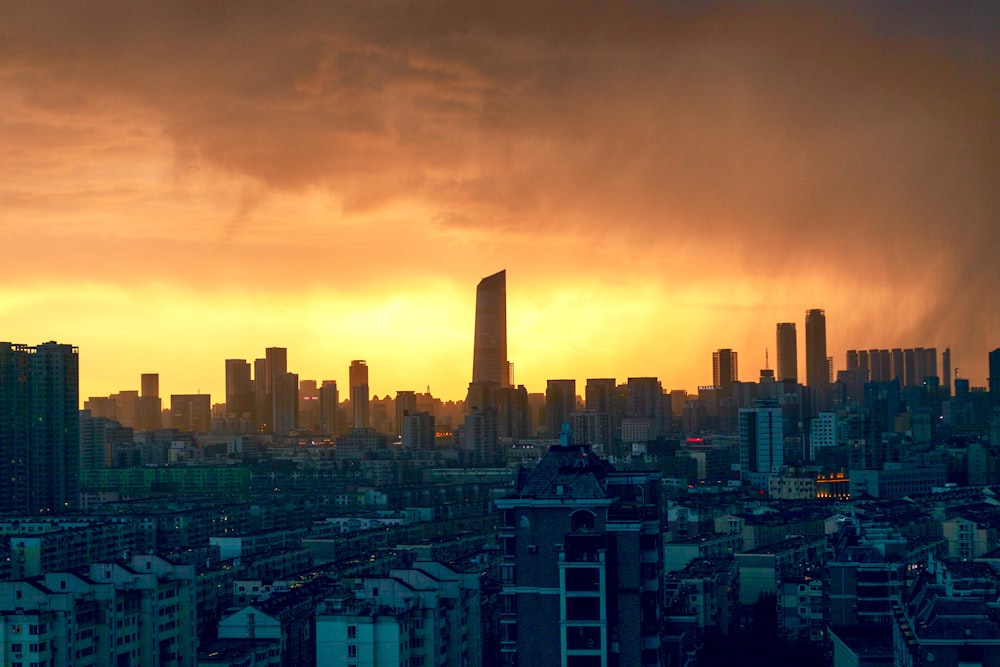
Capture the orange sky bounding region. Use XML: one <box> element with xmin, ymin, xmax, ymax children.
<box><xmin>1</xmin><ymin>2</ymin><xmax>998</xmax><ymax>404</ymax></box>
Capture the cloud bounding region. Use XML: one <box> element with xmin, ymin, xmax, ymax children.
<box><xmin>1</xmin><ymin>1</ymin><xmax>997</xmax><ymax>393</ymax></box>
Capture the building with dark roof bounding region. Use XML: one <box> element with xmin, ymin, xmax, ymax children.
<box><xmin>495</xmin><ymin>444</ymin><xmax>663</xmax><ymax>666</ymax></box>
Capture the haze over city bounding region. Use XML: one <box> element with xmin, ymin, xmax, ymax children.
<box><xmin>1</xmin><ymin>2</ymin><xmax>997</xmax><ymax>403</ymax></box>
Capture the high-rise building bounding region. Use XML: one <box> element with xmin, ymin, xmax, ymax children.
<box><xmin>272</xmin><ymin>372</ymin><xmax>299</xmax><ymax>434</ymax></box>
<box><xmin>136</xmin><ymin>373</ymin><xmax>162</xmax><ymax>431</ymax></box>
<box><xmin>495</xmin><ymin>445</ymin><xmax>663</xmax><ymax>666</ymax></box>
<box><xmin>990</xmin><ymin>347</ymin><xmax>1000</xmax><ymax>409</ymax></box>
<box><xmin>471</xmin><ymin>270</ymin><xmax>510</xmax><ymax>388</ymax></box>
<box><xmin>545</xmin><ymin>379</ymin><xmax>576</xmax><ymax>438</ymax></box>
<box><xmin>805</xmin><ymin>309</ymin><xmax>829</xmax><ymax>411</ymax></box>
<box><xmin>712</xmin><ymin>348</ymin><xmax>738</xmax><ymax>391</ymax></box>
<box><xmin>625</xmin><ymin>376</ymin><xmax>665</xmax><ymax>439</ymax></box>
<box><xmin>0</xmin><ymin>341</ymin><xmax>80</xmax><ymax>513</ymax></box>
<box><xmin>395</xmin><ymin>390</ymin><xmax>418</xmax><ymax>437</ymax></box>
<box><xmin>225</xmin><ymin>359</ymin><xmax>254</xmax><ymax>422</ymax></box>
<box><xmin>170</xmin><ymin>394</ymin><xmax>212</xmax><ymax>433</ymax></box>
<box><xmin>319</xmin><ymin>380</ymin><xmax>339</xmax><ymax>434</ymax></box>
<box><xmin>776</xmin><ymin>323</ymin><xmax>798</xmax><ymax>383</ymax></box>
<box><xmin>350</xmin><ymin>360</ymin><xmax>370</xmax><ymax>428</ymax></box>
<box><xmin>943</xmin><ymin>347</ymin><xmax>952</xmax><ymax>396</ymax></box>
<box><xmin>739</xmin><ymin>402</ymin><xmax>784</xmax><ymax>489</ymax></box>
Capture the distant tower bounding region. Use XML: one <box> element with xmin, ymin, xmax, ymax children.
<box><xmin>471</xmin><ymin>270</ymin><xmax>510</xmax><ymax>388</ymax></box>
<box><xmin>545</xmin><ymin>379</ymin><xmax>577</xmax><ymax>438</ymax></box>
<box><xmin>350</xmin><ymin>360</ymin><xmax>370</xmax><ymax>428</ymax></box>
<box><xmin>712</xmin><ymin>349</ymin><xmax>738</xmax><ymax>391</ymax></box>
<box><xmin>942</xmin><ymin>347</ymin><xmax>952</xmax><ymax>396</ymax></box>
<box><xmin>137</xmin><ymin>372</ymin><xmax>162</xmax><ymax>431</ymax></box>
<box><xmin>776</xmin><ymin>323</ymin><xmax>798</xmax><ymax>383</ymax></box>
<box><xmin>225</xmin><ymin>358</ymin><xmax>254</xmax><ymax>422</ymax></box>
<box><xmin>990</xmin><ymin>348</ymin><xmax>1000</xmax><ymax>409</ymax></box>
<box><xmin>805</xmin><ymin>309</ymin><xmax>829</xmax><ymax>410</ymax></box>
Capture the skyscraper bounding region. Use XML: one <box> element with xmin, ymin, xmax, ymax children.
<box><xmin>712</xmin><ymin>348</ymin><xmax>738</xmax><ymax>390</ymax></box>
<box><xmin>776</xmin><ymin>322</ymin><xmax>798</xmax><ymax>383</ymax></box>
<box><xmin>545</xmin><ymin>379</ymin><xmax>577</xmax><ymax>438</ymax></box>
<box><xmin>471</xmin><ymin>270</ymin><xmax>510</xmax><ymax>388</ymax></box>
<box><xmin>136</xmin><ymin>372</ymin><xmax>162</xmax><ymax>431</ymax></box>
<box><xmin>805</xmin><ymin>309</ymin><xmax>829</xmax><ymax>410</ymax></box>
<box><xmin>990</xmin><ymin>347</ymin><xmax>1000</xmax><ymax>409</ymax></box>
<box><xmin>0</xmin><ymin>341</ymin><xmax>79</xmax><ymax>513</ymax></box>
<box><xmin>350</xmin><ymin>360</ymin><xmax>370</xmax><ymax>428</ymax></box>
<box><xmin>739</xmin><ymin>402</ymin><xmax>784</xmax><ymax>489</ymax></box>
<box><xmin>225</xmin><ymin>358</ymin><xmax>254</xmax><ymax>421</ymax></box>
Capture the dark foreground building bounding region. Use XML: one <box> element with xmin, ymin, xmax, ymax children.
<box><xmin>496</xmin><ymin>444</ymin><xmax>663</xmax><ymax>667</ymax></box>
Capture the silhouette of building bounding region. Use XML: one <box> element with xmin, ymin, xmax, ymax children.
<box><xmin>545</xmin><ymin>379</ymin><xmax>577</xmax><ymax>438</ymax></box>
<box><xmin>471</xmin><ymin>270</ymin><xmax>510</xmax><ymax>388</ymax></box>
<box><xmin>350</xmin><ymin>360</ymin><xmax>370</xmax><ymax>428</ymax></box>
<box><xmin>990</xmin><ymin>347</ymin><xmax>1000</xmax><ymax>409</ymax></box>
<box><xmin>272</xmin><ymin>372</ymin><xmax>299</xmax><ymax>434</ymax></box>
<box><xmin>225</xmin><ymin>358</ymin><xmax>254</xmax><ymax>422</ymax></box>
<box><xmin>776</xmin><ymin>322</ymin><xmax>797</xmax><ymax>383</ymax></box>
<box><xmin>712</xmin><ymin>349</ymin><xmax>738</xmax><ymax>391</ymax></box>
<box><xmin>0</xmin><ymin>341</ymin><xmax>80</xmax><ymax>513</ymax></box>
<box><xmin>805</xmin><ymin>309</ymin><xmax>829</xmax><ymax>411</ymax></box>
<box><xmin>170</xmin><ymin>394</ymin><xmax>212</xmax><ymax>433</ymax></box>
<box><xmin>319</xmin><ymin>380</ymin><xmax>339</xmax><ymax>434</ymax></box>
<box><xmin>495</xmin><ymin>444</ymin><xmax>663</xmax><ymax>666</ymax></box>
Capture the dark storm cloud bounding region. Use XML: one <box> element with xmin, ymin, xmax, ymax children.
<box><xmin>2</xmin><ymin>1</ymin><xmax>998</xmax><ymax>377</ymax></box>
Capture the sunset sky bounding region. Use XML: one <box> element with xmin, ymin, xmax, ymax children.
<box><xmin>2</xmin><ymin>2</ymin><xmax>998</xmax><ymax>405</ymax></box>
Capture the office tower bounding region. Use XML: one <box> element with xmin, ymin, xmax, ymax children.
<box><xmin>272</xmin><ymin>372</ymin><xmax>299</xmax><ymax>434</ymax></box>
<box><xmin>545</xmin><ymin>379</ymin><xmax>577</xmax><ymax>438</ymax></box>
<box><xmin>585</xmin><ymin>378</ymin><xmax>616</xmax><ymax>413</ymax></box>
<box><xmin>739</xmin><ymin>402</ymin><xmax>784</xmax><ymax>488</ymax></box>
<box><xmin>924</xmin><ymin>347</ymin><xmax>938</xmax><ymax>382</ymax></box>
<box><xmin>0</xmin><ymin>341</ymin><xmax>80</xmax><ymax>513</ymax></box>
<box><xmin>319</xmin><ymin>380</ymin><xmax>339</xmax><ymax>434</ymax></box>
<box><xmin>805</xmin><ymin>309</ymin><xmax>829</xmax><ymax>410</ymax></box>
<box><xmin>857</xmin><ymin>350</ymin><xmax>870</xmax><ymax>381</ymax></box>
<box><xmin>471</xmin><ymin>270</ymin><xmax>510</xmax><ymax>388</ymax></box>
<box><xmin>943</xmin><ymin>347</ymin><xmax>952</xmax><ymax>396</ymax></box>
<box><xmin>903</xmin><ymin>348</ymin><xmax>916</xmax><ymax>387</ymax></box>
<box><xmin>170</xmin><ymin>394</ymin><xmax>212</xmax><ymax>433</ymax></box>
<box><xmin>712</xmin><ymin>348</ymin><xmax>738</xmax><ymax>391</ymax></box>
<box><xmin>462</xmin><ymin>406</ymin><xmax>499</xmax><ymax>465</ymax></box>
<box><xmin>253</xmin><ymin>357</ymin><xmax>268</xmax><ymax>429</ymax></box>
<box><xmin>225</xmin><ymin>359</ymin><xmax>253</xmax><ymax>422</ymax></box>
<box><xmin>890</xmin><ymin>348</ymin><xmax>904</xmax><ymax>385</ymax></box>
<box><xmin>396</xmin><ymin>390</ymin><xmax>418</xmax><ymax>437</ymax></box>
<box><xmin>136</xmin><ymin>373</ymin><xmax>162</xmax><ymax>431</ymax></box>
<box><xmin>626</xmin><ymin>376</ymin><xmax>665</xmax><ymax>438</ymax></box>
<box><xmin>401</xmin><ymin>411</ymin><xmax>435</xmax><ymax>450</ymax></box>
<box><xmin>350</xmin><ymin>360</ymin><xmax>370</xmax><ymax>428</ymax></box>
<box><xmin>584</xmin><ymin>378</ymin><xmax>619</xmax><ymax>452</ymax></box>
<box><xmin>776</xmin><ymin>323</ymin><xmax>798</xmax><ymax>383</ymax></box>
<box><xmin>990</xmin><ymin>348</ymin><xmax>1000</xmax><ymax>409</ymax></box>
<box><xmin>846</xmin><ymin>350</ymin><xmax>859</xmax><ymax>371</ymax></box>
<box><xmin>495</xmin><ymin>445</ymin><xmax>663</xmax><ymax>666</ymax></box>
<box><xmin>494</xmin><ymin>385</ymin><xmax>531</xmax><ymax>442</ymax></box>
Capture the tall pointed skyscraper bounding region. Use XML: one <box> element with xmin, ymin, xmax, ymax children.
<box><xmin>471</xmin><ymin>270</ymin><xmax>510</xmax><ymax>388</ymax></box>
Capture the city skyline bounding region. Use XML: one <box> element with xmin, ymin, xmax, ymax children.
<box><xmin>2</xmin><ymin>3</ymin><xmax>998</xmax><ymax>403</ymax></box>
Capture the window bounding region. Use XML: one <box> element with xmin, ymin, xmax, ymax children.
<box><xmin>347</xmin><ymin>645</ymin><xmax>357</xmax><ymax>658</ymax></box>
<box><xmin>347</xmin><ymin>625</ymin><xmax>357</xmax><ymax>639</ymax></box>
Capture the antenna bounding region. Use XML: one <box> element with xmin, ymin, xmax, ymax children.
<box><xmin>765</xmin><ymin>348</ymin><xmax>769</xmax><ymax>370</ymax></box>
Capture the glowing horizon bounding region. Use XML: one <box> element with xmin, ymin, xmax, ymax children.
<box><xmin>2</xmin><ymin>3</ymin><xmax>997</xmax><ymax>406</ymax></box>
